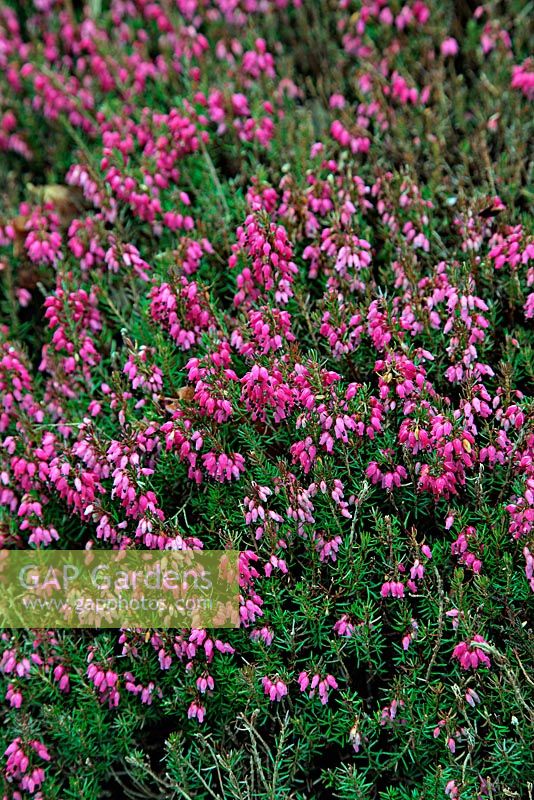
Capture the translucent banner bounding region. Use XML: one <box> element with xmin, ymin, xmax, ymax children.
<box><xmin>0</xmin><ymin>550</ymin><xmax>240</xmax><ymax>629</ymax></box>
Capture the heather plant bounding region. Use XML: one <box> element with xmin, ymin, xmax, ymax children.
<box><xmin>0</xmin><ymin>0</ymin><xmax>533</xmax><ymax>798</ymax></box>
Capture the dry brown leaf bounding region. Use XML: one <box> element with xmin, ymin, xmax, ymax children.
<box><xmin>41</xmin><ymin>184</ymin><xmax>86</xmax><ymax>227</ymax></box>
<box><xmin>163</xmin><ymin>386</ymin><xmax>195</xmax><ymax>412</ymax></box>
<box><xmin>11</xmin><ymin>215</ymin><xmax>30</xmax><ymax>258</ymax></box>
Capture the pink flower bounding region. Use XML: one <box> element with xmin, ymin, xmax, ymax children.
<box><xmin>298</xmin><ymin>671</ymin><xmax>338</xmax><ymax>704</ymax></box>
<box><xmin>465</xmin><ymin>687</ymin><xmax>481</xmax><ymax>707</ymax></box>
<box><xmin>187</xmin><ymin>700</ymin><xmax>206</xmax><ymax>722</ymax></box>
<box><xmin>334</xmin><ymin>614</ymin><xmax>355</xmax><ymax>637</ymax></box>
<box><xmin>445</xmin><ymin>780</ymin><xmax>459</xmax><ymax>798</ymax></box>
<box><xmin>452</xmin><ymin>635</ymin><xmax>491</xmax><ymax>670</ymax></box>
<box><xmin>441</xmin><ymin>37</ymin><xmax>459</xmax><ymax>57</ymax></box>
<box><xmin>381</xmin><ymin>581</ymin><xmax>405</xmax><ymax>598</ymax></box>
<box><xmin>196</xmin><ymin>673</ymin><xmax>215</xmax><ymax>694</ymax></box>
<box><xmin>451</xmin><ymin>527</ymin><xmax>483</xmax><ymax>573</ymax></box>
<box><xmin>511</xmin><ymin>59</ymin><xmax>534</xmax><ymax>100</ymax></box>
<box><xmin>261</xmin><ymin>676</ymin><xmax>288</xmax><ymax>702</ymax></box>
<box><xmin>6</xmin><ymin>684</ymin><xmax>23</xmax><ymax>709</ymax></box>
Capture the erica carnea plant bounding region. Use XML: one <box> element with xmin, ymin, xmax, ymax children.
<box><xmin>0</xmin><ymin>0</ymin><xmax>533</xmax><ymax>798</ymax></box>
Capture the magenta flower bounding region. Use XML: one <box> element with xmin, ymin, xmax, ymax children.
<box><xmin>333</xmin><ymin>615</ymin><xmax>355</xmax><ymax>638</ymax></box>
<box><xmin>381</xmin><ymin>581</ymin><xmax>405</xmax><ymax>598</ymax></box>
<box><xmin>298</xmin><ymin>671</ymin><xmax>338</xmax><ymax>704</ymax></box>
<box><xmin>187</xmin><ymin>700</ymin><xmax>206</xmax><ymax>723</ymax></box>
<box><xmin>441</xmin><ymin>37</ymin><xmax>459</xmax><ymax>57</ymax></box>
<box><xmin>261</xmin><ymin>676</ymin><xmax>288</xmax><ymax>702</ymax></box>
<box><xmin>452</xmin><ymin>635</ymin><xmax>491</xmax><ymax>670</ymax></box>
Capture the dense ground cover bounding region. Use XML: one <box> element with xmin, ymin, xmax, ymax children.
<box><xmin>0</xmin><ymin>0</ymin><xmax>533</xmax><ymax>798</ymax></box>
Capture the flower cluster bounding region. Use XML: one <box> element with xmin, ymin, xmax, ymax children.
<box><xmin>452</xmin><ymin>636</ymin><xmax>492</xmax><ymax>671</ymax></box>
<box><xmin>297</xmin><ymin>671</ymin><xmax>339</xmax><ymax>705</ymax></box>
<box><xmin>4</xmin><ymin>738</ymin><xmax>50</xmax><ymax>797</ymax></box>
